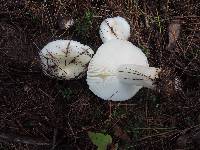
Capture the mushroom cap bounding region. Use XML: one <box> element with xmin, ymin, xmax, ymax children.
<box><xmin>39</xmin><ymin>40</ymin><xmax>94</xmax><ymax>80</ymax></box>
<box><xmin>99</xmin><ymin>16</ymin><xmax>130</xmax><ymax>43</ymax></box>
<box><xmin>87</xmin><ymin>39</ymin><xmax>149</xmax><ymax>101</ymax></box>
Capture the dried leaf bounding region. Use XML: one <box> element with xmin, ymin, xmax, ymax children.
<box><xmin>109</xmin><ymin>143</ymin><xmax>119</xmax><ymax>150</ymax></box>
<box><xmin>167</xmin><ymin>20</ymin><xmax>181</xmax><ymax>50</ymax></box>
<box><xmin>113</xmin><ymin>125</ymin><xmax>131</xmax><ymax>143</ymax></box>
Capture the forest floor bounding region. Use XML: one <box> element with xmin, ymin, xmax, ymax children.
<box><xmin>0</xmin><ymin>0</ymin><xmax>200</xmax><ymax>149</ymax></box>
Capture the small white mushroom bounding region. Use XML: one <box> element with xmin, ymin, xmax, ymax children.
<box><xmin>87</xmin><ymin>39</ymin><xmax>160</xmax><ymax>101</ymax></box>
<box><xmin>99</xmin><ymin>16</ymin><xmax>130</xmax><ymax>43</ymax></box>
<box><xmin>39</xmin><ymin>40</ymin><xmax>94</xmax><ymax>80</ymax></box>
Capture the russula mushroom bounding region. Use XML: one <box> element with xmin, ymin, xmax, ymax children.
<box><xmin>99</xmin><ymin>16</ymin><xmax>130</xmax><ymax>43</ymax></box>
<box><xmin>39</xmin><ymin>40</ymin><xmax>94</xmax><ymax>80</ymax></box>
<box><xmin>87</xmin><ymin>39</ymin><xmax>160</xmax><ymax>101</ymax></box>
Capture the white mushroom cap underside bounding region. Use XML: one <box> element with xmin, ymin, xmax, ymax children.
<box><xmin>40</xmin><ymin>40</ymin><xmax>94</xmax><ymax>80</ymax></box>
<box><xmin>87</xmin><ymin>39</ymin><xmax>149</xmax><ymax>101</ymax></box>
<box><xmin>99</xmin><ymin>16</ymin><xmax>130</xmax><ymax>43</ymax></box>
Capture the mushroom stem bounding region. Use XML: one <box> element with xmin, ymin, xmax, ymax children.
<box><xmin>117</xmin><ymin>64</ymin><xmax>161</xmax><ymax>89</ymax></box>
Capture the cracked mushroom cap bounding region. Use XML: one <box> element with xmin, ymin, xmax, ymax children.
<box><xmin>87</xmin><ymin>39</ymin><xmax>149</xmax><ymax>101</ymax></box>
<box><xmin>99</xmin><ymin>16</ymin><xmax>130</xmax><ymax>43</ymax></box>
<box><xmin>39</xmin><ymin>40</ymin><xmax>94</xmax><ymax>80</ymax></box>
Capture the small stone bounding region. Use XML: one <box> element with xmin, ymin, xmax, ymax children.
<box><xmin>59</xmin><ymin>17</ymin><xmax>74</xmax><ymax>30</ymax></box>
<box><xmin>24</xmin><ymin>85</ymin><xmax>30</xmax><ymax>92</ymax></box>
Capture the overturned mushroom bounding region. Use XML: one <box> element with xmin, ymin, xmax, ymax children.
<box><xmin>39</xmin><ymin>40</ymin><xmax>94</xmax><ymax>80</ymax></box>
<box><xmin>99</xmin><ymin>16</ymin><xmax>130</xmax><ymax>43</ymax></box>
<box><xmin>87</xmin><ymin>39</ymin><xmax>161</xmax><ymax>101</ymax></box>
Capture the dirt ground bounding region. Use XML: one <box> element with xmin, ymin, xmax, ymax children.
<box><xmin>0</xmin><ymin>0</ymin><xmax>200</xmax><ymax>149</ymax></box>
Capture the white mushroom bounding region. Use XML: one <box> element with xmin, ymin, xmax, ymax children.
<box><xmin>99</xmin><ymin>16</ymin><xmax>130</xmax><ymax>43</ymax></box>
<box><xmin>39</xmin><ymin>40</ymin><xmax>94</xmax><ymax>80</ymax></box>
<box><xmin>87</xmin><ymin>39</ymin><xmax>160</xmax><ymax>101</ymax></box>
